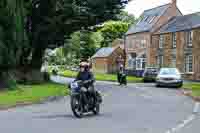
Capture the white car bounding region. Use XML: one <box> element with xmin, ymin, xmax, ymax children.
<box><xmin>156</xmin><ymin>68</ymin><xmax>183</xmax><ymax>88</ymax></box>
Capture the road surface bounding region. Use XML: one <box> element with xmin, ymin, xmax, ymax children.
<box><xmin>0</xmin><ymin>76</ymin><xmax>199</xmax><ymax>133</ymax></box>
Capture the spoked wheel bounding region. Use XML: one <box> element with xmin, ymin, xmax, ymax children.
<box><xmin>71</xmin><ymin>96</ymin><xmax>83</xmax><ymax>118</ymax></box>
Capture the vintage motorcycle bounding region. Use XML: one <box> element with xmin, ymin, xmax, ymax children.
<box><xmin>69</xmin><ymin>80</ymin><xmax>102</xmax><ymax>118</ymax></box>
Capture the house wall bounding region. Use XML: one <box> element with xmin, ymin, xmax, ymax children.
<box><xmin>92</xmin><ymin>58</ymin><xmax>108</xmax><ymax>73</ymax></box>
<box><xmin>176</xmin><ymin>32</ymin><xmax>185</xmax><ymax>72</ymax></box>
<box><xmin>126</xmin><ymin>3</ymin><xmax>182</xmax><ymax>70</ymax></box>
<box><xmin>193</xmin><ymin>29</ymin><xmax>200</xmax><ymax>80</ymax></box>
<box><xmin>151</xmin><ymin>28</ymin><xmax>200</xmax><ymax>80</ymax></box>
<box><xmin>150</xmin><ymin>35</ymin><xmax>159</xmax><ymax>65</ymax></box>
<box><xmin>107</xmin><ymin>47</ymin><xmax>125</xmax><ymax>73</ymax></box>
<box><xmin>126</xmin><ymin>32</ymin><xmax>151</xmax><ymax>69</ymax></box>
<box><xmin>92</xmin><ymin>47</ymin><xmax>125</xmax><ymax>74</ymax></box>
<box><xmin>163</xmin><ymin>33</ymin><xmax>173</xmax><ymax>66</ymax></box>
<box><xmin>126</xmin><ymin>32</ymin><xmax>150</xmax><ymax>54</ymax></box>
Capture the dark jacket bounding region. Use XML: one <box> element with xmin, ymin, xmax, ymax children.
<box><xmin>75</xmin><ymin>71</ymin><xmax>95</xmax><ymax>88</ymax></box>
<box><xmin>76</xmin><ymin>71</ymin><xmax>94</xmax><ymax>81</ymax></box>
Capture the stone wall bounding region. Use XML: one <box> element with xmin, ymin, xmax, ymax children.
<box><xmin>163</xmin><ymin>33</ymin><xmax>172</xmax><ymax>66</ymax></box>
<box><xmin>176</xmin><ymin>32</ymin><xmax>185</xmax><ymax>72</ymax></box>
<box><xmin>193</xmin><ymin>29</ymin><xmax>200</xmax><ymax>80</ymax></box>
<box><xmin>150</xmin><ymin>35</ymin><xmax>159</xmax><ymax>65</ymax></box>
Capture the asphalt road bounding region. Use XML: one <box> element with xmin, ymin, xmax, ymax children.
<box><xmin>0</xmin><ymin>77</ymin><xmax>199</xmax><ymax>133</ymax></box>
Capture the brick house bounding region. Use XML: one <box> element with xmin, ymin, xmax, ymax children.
<box><xmin>91</xmin><ymin>46</ymin><xmax>125</xmax><ymax>74</ymax></box>
<box><xmin>125</xmin><ymin>0</ymin><xmax>182</xmax><ymax>73</ymax></box>
<box><xmin>152</xmin><ymin>13</ymin><xmax>200</xmax><ymax>80</ymax></box>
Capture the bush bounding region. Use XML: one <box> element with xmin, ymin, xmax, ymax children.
<box><xmin>7</xmin><ymin>78</ymin><xmax>17</xmax><ymax>91</ymax></box>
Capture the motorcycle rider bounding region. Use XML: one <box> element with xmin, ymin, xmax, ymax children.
<box><xmin>117</xmin><ymin>64</ymin><xmax>127</xmax><ymax>85</ymax></box>
<box><xmin>75</xmin><ymin>61</ymin><xmax>95</xmax><ymax>89</ymax></box>
<box><xmin>75</xmin><ymin>61</ymin><xmax>102</xmax><ymax>110</ymax></box>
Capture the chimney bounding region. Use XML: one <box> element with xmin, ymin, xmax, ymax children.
<box><xmin>172</xmin><ymin>0</ymin><xmax>177</xmax><ymax>6</ymax></box>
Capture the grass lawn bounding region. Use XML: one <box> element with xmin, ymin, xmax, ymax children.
<box><xmin>183</xmin><ymin>83</ymin><xmax>200</xmax><ymax>97</ymax></box>
<box><xmin>59</xmin><ymin>70</ymin><xmax>142</xmax><ymax>83</ymax></box>
<box><xmin>0</xmin><ymin>83</ymin><xmax>68</xmax><ymax>107</ymax></box>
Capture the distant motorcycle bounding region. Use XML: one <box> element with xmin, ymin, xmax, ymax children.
<box><xmin>118</xmin><ymin>72</ymin><xmax>127</xmax><ymax>85</ymax></box>
<box><xmin>69</xmin><ymin>80</ymin><xmax>102</xmax><ymax>118</ymax></box>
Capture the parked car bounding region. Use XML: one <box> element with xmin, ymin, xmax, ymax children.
<box><xmin>156</xmin><ymin>68</ymin><xmax>183</xmax><ymax>88</ymax></box>
<box><xmin>143</xmin><ymin>67</ymin><xmax>159</xmax><ymax>82</ymax></box>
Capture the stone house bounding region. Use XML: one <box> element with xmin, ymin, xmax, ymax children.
<box><xmin>152</xmin><ymin>13</ymin><xmax>200</xmax><ymax>80</ymax></box>
<box><xmin>91</xmin><ymin>46</ymin><xmax>125</xmax><ymax>74</ymax></box>
<box><xmin>125</xmin><ymin>0</ymin><xmax>182</xmax><ymax>72</ymax></box>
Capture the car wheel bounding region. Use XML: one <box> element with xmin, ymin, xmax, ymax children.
<box><xmin>176</xmin><ymin>83</ymin><xmax>183</xmax><ymax>88</ymax></box>
<box><xmin>156</xmin><ymin>84</ymin><xmax>160</xmax><ymax>87</ymax></box>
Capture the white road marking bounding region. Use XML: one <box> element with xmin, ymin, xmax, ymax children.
<box><xmin>193</xmin><ymin>102</ymin><xmax>200</xmax><ymax>114</ymax></box>
<box><xmin>165</xmin><ymin>114</ymin><xmax>195</xmax><ymax>133</ymax></box>
<box><xmin>165</xmin><ymin>102</ymin><xmax>199</xmax><ymax>133</ymax></box>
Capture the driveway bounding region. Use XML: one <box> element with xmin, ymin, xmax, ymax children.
<box><xmin>0</xmin><ymin>77</ymin><xmax>199</xmax><ymax>133</ymax></box>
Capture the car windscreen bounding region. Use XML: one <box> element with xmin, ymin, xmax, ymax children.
<box><xmin>159</xmin><ymin>68</ymin><xmax>179</xmax><ymax>75</ymax></box>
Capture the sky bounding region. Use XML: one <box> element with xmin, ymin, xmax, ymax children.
<box><xmin>125</xmin><ymin>0</ymin><xmax>200</xmax><ymax>17</ymax></box>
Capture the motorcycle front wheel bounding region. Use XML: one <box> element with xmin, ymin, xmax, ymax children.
<box><xmin>71</xmin><ymin>95</ymin><xmax>83</xmax><ymax>118</ymax></box>
<box><xmin>92</xmin><ymin>103</ymin><xmax>100</xmax><ymax>115</ymax></box>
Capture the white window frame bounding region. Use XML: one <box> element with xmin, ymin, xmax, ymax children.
<box><xmin>127</xmin><ymin>54</ymin><xmax>136</xmax><ymax>70</ymax></box>
<box><xmin>157</xmin><ymin>55</ymin><xmax>164</xmax><ymax>67</ymax></box>
<box><xmin>187</xmin><ymin>31</ymin><xmax>193</xmax><ymax>47</ymax></box>
<box><xmin>141</xmin><ymin>39</ymin><xmax>146</xmax><ymax>48</ymax></box>
<box><xmin>159</xmin><ymin>35</ymin><xmax>164</xmax><ymax>49</ymax></box>
<box><xmin>136</xmin><ymin>58</ymin><xmax>146</xmax><ymax>70</ymax></box>
<box><xmin>185</xmin><ymin>55</ymin><xmax>193</xmax><ymax>73</ymax></box>
<box><xmin>172</xmin><ymin>33</ymin><xmax>177</xmax><ymax>48</ymax></box>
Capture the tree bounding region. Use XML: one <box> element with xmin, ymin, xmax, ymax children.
<box><xmin>0</xmin><ymin>0</ymin><xmax>130</xmax><ymax>84</ymax></box>
<box><xmin>98</xmin><ymin>21</ymin><xmax>129</xmax><ymax>47</ymax></box>
<box><xmin>0</xmin><ymin>0</ymin><xmax>25</xmax><ymax>88</ymax></box>
<box><xmin>117</xmin><ymin>11</ymin><xmax>136</xmax><ymax>26</ymax></box>
<box><xmin>25</xmin><ymin>0</ymin><xmax>128</xmax><ymax>67</ymax></box>
<box><xmin>63</xmin><ymin>31</ymin><xmax>103</xmax><ymax>63</ymax></box>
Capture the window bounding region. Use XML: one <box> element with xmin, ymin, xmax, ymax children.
<box><xmin>144</xmin><ymin>16</ymin><xmax>149</xmax><ymax>22</ymax></box>
<box><xmin>148</xmin><ymin>16</ymin><xmax>156</xmax><ymax>23</ymax></box>
<box><xmin>159</xmin><ymin>35</ymin><xmax>164</xmax><ymax>48</ymax></box>
<box><xmin>187</xmin><ymin>31</ymin><xmax>193</xmax><ymax>47</ymax></box>
<box><xmin>185</xmin><ymin>55</ymin><xmax>193</xmax><ymax>73</ymax></box>
<box><xmin>127</xmin><ymin>53</ymin><xmax>136</xmax><ymax>69</ymax></box>
<box><xmin>172</xmin><ymin>33</ymin><xmax>177</xmax><ymax>48</ymax></box>
<box><xmin>136</xmin><ymin>58</ymin><xmax>146</xmax><ymax>70</ymax></box>
<box><xmin>136</xmin><ymin>19</ymin><xmax>142</xmax><ymax>25</ymax></box>
<box><xmin>141</xmin><ymin>39</ymin><xmax>146</xmax><ymax>48</ymax></box>
<box><xmin>157</xmin><ymin>55</ymin><xmax>164</xmax><ymax>67</ymax></box>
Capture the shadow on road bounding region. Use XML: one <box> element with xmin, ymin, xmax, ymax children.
<box><xmin>34</xmin><ymin>113</ymin><xmax>110</xmax><ymax>120</ymax></box>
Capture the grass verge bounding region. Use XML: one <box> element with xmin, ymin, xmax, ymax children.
<box><xmin>59</xmin><ymin>70</ymin><xmax>142</xmax><ymax>83</ymax></box>
<box><xmin>0</xmin><ymin>82</ymin><xmax>68</xmax><ymax>108</ymax></box>
<box><xmin>183</xmin><ymin>83</ymin><xmax>200</xmax><ymax>97</ymax></box>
